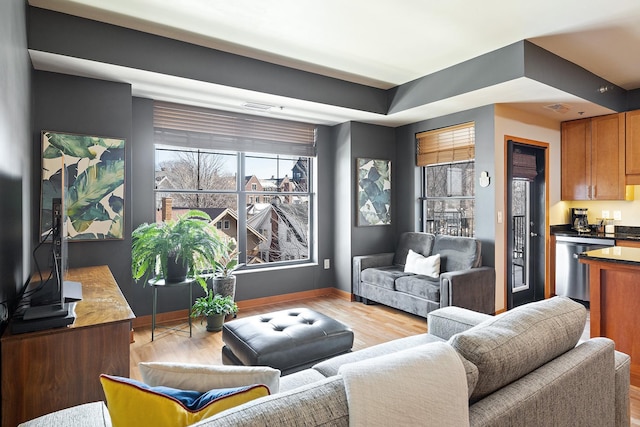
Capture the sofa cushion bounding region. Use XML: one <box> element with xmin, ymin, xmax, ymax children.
<box><xmin>404</xmin><ymin>250</ymin><xmax>440</xmax><ymax>278</ymax></box>
<box><xmin>313</xmin><ymin>333</ymin><xmax>441</xmax><ymax>377</ymax></box>
<box><xmin>139</xmin><ymin>362</ymin><xmax>281</xmax><ymax>394</ymax></box>
<box><xmin>448</xmin><ymin>296</ymin><xmax>587</xmax><ymax>401</ymax></box>
<box><xmin>432</xmin><ymin>235</ymin><xmax>481</xmax><ymax>272</ymax></box>
<box><xmin>99</xmin><ymin>374</ymin><xmax>268</xmax><ymax>427</ymax></box>
<box><xmin>360</xmin><ymin>266</ymin><xmax>411</xmax><ymax>290</ymax></box>
<box><xmin>394</xmin><ymin>274</ymin><xmax>440</xmax><ymax>301</ymax></box>
<box><xmin>393</xmin><ymin>232</ymin><xmax>435</xmax><ymax>266</ymax></box>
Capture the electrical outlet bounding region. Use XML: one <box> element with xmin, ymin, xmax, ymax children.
<box><xmin>613</xmin><ymin>211</ymin><xmax>622</xmax><ymax>221</ymax></box>
<box><xmin>323</xmin><ymin>259</ymin><xmax>330</xmax><ymax>269</ymax></box>
<box><xmin>602</xmin><ymin>210</ymin><xmax>610</xmax><ymax>219</ymax></box>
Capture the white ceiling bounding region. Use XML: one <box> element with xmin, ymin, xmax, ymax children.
<box><xmin>28</xmin><ymin>0</ymin><xmax>640</xmax><ymax>126</ymax></box>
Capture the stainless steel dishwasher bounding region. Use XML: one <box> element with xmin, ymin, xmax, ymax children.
<box><xmin>555</xmin><ymin>236</ymin><xmax>615</xmax><ymax>302</ymax></box>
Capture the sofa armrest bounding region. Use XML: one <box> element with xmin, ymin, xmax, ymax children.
<box><xmin>427</xmin><ymin>306</ymin><xmax>492</xmax><ymax>340</ymax></box>
<box><xmin>614</xmin><ymin>350</ymin><xmax>631</xmax><ymax>427</ymax></box>
<box><xmin>439</xmin><ymin>266</ymin><xmax>496</xmax><ymax>315</ymax></box>
<box><xmin>352</xmin><ymin>253</ymin><xmax>394</xmax><ymax>296</ymax></box>
<box><xmin>18</xmin><ymin>402</ymin><xmax>111</xmax><ymax>427</ymax></box>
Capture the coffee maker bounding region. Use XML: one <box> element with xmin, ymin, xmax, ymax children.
<box><xmin>571</xmin><ymin>208</ymin><xmax>589</xmax><ymax>232</ymax></box>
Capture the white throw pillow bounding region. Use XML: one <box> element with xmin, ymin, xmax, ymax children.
<box><xmin>138</xmin><ymin>362</ymin><xmax>281</xmax><ymax>394</ymax></box>
<box><xmin>404</xmin><ymin>249</ymin><xmax>440</xmax><ymax>278</ymax></box>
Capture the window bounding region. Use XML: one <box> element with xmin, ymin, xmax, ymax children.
<box><xmin>153</xmin><ymin>101</ymin><xmax>316</xmax><ymax>268</ymax></box>
<box><xmin>417</xmin><ymin>122</ymin><xmax>475</xmax><ymax>237</ymax></box>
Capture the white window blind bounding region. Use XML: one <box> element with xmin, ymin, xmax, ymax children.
<box><xmin>154</xmin><ymin>101</ymin><xmax>317</xmax><ymax>157</ymax></box>
<box><xmin>416</xmin><ymin>122</ymin><xmax>475</xmax><ymax>166</ymax></box>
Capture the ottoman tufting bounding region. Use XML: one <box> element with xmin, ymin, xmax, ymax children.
<box><xmin>221</xmin><ymin>308</ymin><xmax>354</xmax><ymax>375</ymax></box>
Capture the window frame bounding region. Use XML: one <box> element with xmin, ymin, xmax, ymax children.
<box><xmin>154</xmin><ymin>145</ymin><xmax>315</xmax><ymax>271</ymax></box>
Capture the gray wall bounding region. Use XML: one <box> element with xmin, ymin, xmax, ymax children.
<box><xmin>0</xmin><ymin>0</ymin><xmax>31</xmax><ymax>324</ymax></box>
<box><xmin>32</xmin><ymin>71</ymin><xmax>137</xmax><ymax>309</ymax></box>
<box><xmin>395</xmin><ymin>106</ymin><xmax>496</xmax><ymax>267</ymax></box>
<box><xmin>332</xmin><ymin>122</ymin><xmax>397</xmax><ymax>293</ymax></box>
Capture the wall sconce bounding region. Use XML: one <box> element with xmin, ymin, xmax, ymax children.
<box><xmin>598</xmin><ymin>85</ymin><xmax>611</xmax><ymax>94</ymax></box>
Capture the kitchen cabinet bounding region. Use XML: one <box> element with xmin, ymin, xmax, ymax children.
<box><xmin>561</xmin><ymin>113</ymin><xmax>626</xmax><ymax>200</ymax></box>
<box><xmin>626</xmin><ymin>110</ymin><xmax>640</xmax><ymax>184</ymax></box>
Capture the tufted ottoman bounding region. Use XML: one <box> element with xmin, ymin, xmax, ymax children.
<box><xmin>221</xmin><ymin>308</ymin><xmax>354</xmax><ymax>375</ymax></box>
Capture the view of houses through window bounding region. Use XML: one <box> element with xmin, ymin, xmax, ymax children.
<box><xmin>155</xmin><ymin>146</ymin><xmax>312</xmax><ymax>267</ymax></box>
<box><xmin>417</xmin><ymin>122</ymin><xmax>476</xmax><ymax>237</ymax></box>
<box><xmin>422</xmin><ymin>161</ymin><xmax>475</xmax><ymax>236</ymax></box>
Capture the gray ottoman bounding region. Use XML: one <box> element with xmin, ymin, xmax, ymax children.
<box><xmin>221</xmin><ymin>308</ymin><xmax>354</xmax><ymax>375</ymax></box>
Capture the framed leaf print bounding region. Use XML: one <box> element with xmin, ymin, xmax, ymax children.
<box><xmin>357</xmin><ymin>158</ymin><xmax>391</xmax><ymax>226</ymax></box>
<box><xmin>40</xmin><ymin>131</ymin><xmax>125</xmax><ymax>241</ymax></box>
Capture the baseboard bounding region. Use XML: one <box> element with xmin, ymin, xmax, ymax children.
<box><xmin>131</xmin><ymin>287</ymin><xmax>352</xmax><ymax>329</ymax></box>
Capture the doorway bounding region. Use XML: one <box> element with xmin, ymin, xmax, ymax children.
<box><xmin>506</xmin><ymin>138</ymin><xmax>548</xmax><ymax>309</ymax></box>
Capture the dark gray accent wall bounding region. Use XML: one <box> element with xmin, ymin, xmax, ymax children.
<box><xmin>332</xmin><ymin>122</ymin><xmax>396</xmax><ymax>293</ymax></box>
<box><xmin>523</xmin><ymin>41</ymin><xmax>626</xmax><ymax>112</ymax></box>
<box><xmin>389</xmin><ymin>42</ymin><xmax>525</xmax><ymax>114</ymax></box>
<box><xmin>32</xmin><ymin>71</ymin><xmax>136</xmax><ymax>310</ymax></box>
<box><xmin>128</xmin><ymin>98</ymin><xmax>336</xmax><ymax>315</ymax></box>
<box><xmin>395</xmin><ymin>105</ymin><xmax>496</xmax><ymax>267</ymax></box>
<box><xmin>28</xmin><ymin>7</ymin><xmax>387</xmax><ymax>115</ymax></box>
<box><xmin>0</xmin><ymin>0</ymin><xmax>30</xmax><ymax>324</ymax></box>
<box><xmin>629</xmin><ymin>89</ymin><xmax>640</xmax><ymax>110</ymax></box>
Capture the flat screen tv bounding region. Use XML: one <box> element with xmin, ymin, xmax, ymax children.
<box><xmin>21</xmin><ymin>197</ymin><xmax>77</xmax><ymax>320</ymax></box>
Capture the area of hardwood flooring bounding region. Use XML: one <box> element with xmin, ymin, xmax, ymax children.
<box><xmin>130</xmin><ymin>295</ymin><xmax>640</xmax><ymax>425</ymax></box>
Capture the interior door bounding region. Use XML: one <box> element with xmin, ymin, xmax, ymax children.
<box><xmin>507</xmin><ymin>140</ymin><xmax>547</xmax><ymax>309</ymax></box>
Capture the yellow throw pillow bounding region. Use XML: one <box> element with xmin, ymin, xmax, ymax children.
<box><xmin>100</xmin><ymin>374</ymin><xmax>269</xmax><ymax>427</ymax></box>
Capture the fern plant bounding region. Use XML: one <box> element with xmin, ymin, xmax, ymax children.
<box><xmin>131</xmin><ymin>210</ymin><xmax>223</xmax><ymax>286</ymax></box>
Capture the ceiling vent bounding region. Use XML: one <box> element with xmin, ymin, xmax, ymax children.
<box><xmin>544</xmin><ymin>103</ymin><xmax>571</xmax><ymax>114</ymax></box>
<box><xmin>242</xmin><ymin>102</ymin><xmax>275</xmax><ymax>112</ymax></box>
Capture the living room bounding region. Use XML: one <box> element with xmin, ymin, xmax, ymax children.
<box><xmin>2</xmin><ymin>0</ymin><xmax>640</xmax><ymax>425</ymax></box>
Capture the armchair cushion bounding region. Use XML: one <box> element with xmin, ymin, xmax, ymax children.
<box><xmin>395</xmin><ymin>275</ymin><xmax>440</xmax><ymax>300</ymax></box>
<box><xmin>449</xmin><ymin>296</ymin><xmax>586</xmax><ymax>401</ymax></box>
<box><xmin>360</xmin><ymin>266</ymin><xmax>410</xmax><ymax>290</ymax></box>
<box><xmin>392</xmin><ymin>232</ymin><xmax>435</xmax><ymax>266</ymax></box>
<box><xmin>433</xmin><ymin>235</ymin><xmax>481</xmax><ymax>272</ymax></box>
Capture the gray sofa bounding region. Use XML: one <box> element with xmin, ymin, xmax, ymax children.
<box><xmin>21</xmin><ymin>297</ymin><xmax>630</xmax><ymax>427</ymax></box>
<box><xmin>353</xmin><ymin>232</ymin><xmax>496</xmax><ymax>316</ymax></box>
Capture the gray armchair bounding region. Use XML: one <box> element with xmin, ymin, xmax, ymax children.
<box><xmin>353</xmin><ymin>232</ymin><xmax>495</xmax><ymax>317</ymax></box>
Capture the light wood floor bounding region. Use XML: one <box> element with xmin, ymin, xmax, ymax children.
<box><xmin>130</xmin><ymin>295</ymin><xmax>640</xmax><ymax>425</ymax></box>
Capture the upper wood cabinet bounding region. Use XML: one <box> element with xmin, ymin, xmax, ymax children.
<box><xmin>626</xmin><ymin>110</ymin><xmax>640</xmax><ymax>184</ymax></box>
<box><xmin>561</xmin><ymin>113</ymin><xmax>626</xmax><ymax>200</ymax></box>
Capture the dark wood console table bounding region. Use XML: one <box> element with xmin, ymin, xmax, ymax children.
<box><xmin>1</xmin><ymin>265</ymin><xmax>135</xmax><ymax>426</ymax></box>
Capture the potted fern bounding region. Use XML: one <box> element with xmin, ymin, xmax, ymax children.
<box><xmin>191</xmin><ymin>292</ymin><xmax>238</xmax><ymax>332</ymax></box>
<box><xmin>131</xmin><ymin>210</ymin><xmax>223</xmax><ymax>286</ymax></box>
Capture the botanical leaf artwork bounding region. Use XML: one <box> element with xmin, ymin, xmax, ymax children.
<box><xmin>357</xmin><ymin>158</ymin><xmax>391</xmax><ymax>226</ymax></box>
<box><xmin>41</xmin><ymin>131</ymin><xmax>125</xmax><ymax>240</ymax></box>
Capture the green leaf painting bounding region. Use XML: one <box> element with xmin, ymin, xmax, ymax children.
<box><xmin>357</xmin><ymin>158</ymin><xmax>391</xmax><ymax>226</ymax></box>
<box><xmin>41</xmin><ymin>131</ymin><xmax>125</xmax><ymax>241</ymax></box>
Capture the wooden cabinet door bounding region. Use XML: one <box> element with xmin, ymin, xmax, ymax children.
<box><xmin>561</xmin><ymin>118</ymin><xmax>590</xmax><ymax>200</ymax></box>
<box><xmin>626</xmin><ymin>110</ymin><xmax>640</xmax><ymax>183</ymax></box>
<box><xmin>591</xmin><ymin>113</ymin><xmax>625</xmax><ymax>200</ymax></box>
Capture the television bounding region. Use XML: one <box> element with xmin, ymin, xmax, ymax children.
<box><xmin>21</xmin><ymin>198</ymin><xmax>81</xmax><ymax>320</ymax></box>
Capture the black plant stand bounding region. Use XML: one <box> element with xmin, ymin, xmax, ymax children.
<box><xmin>148</xmin><ymin>277</ymin><xmax>195</xmax><ymax>341</ymax></box>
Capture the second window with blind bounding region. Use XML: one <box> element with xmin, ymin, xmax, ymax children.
<box><xmin>417</xmin><ymin>122</ymin><xmax>476</xmax><ymax>237</ymax></box>
<box><xmin>153</xmin><ymin>102</ymin><xmax>316</xmax><ymax>268</ymax></box>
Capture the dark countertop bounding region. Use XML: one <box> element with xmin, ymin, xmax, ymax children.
<box><xmin>578</xmin><ymin>246</ymin><xmax>640</xmax><ymax>266</ymax></box>
<box><xmin>550</xmin><ymin>224</ymin><xmax>640</xmax><ymax>242</ymax></box>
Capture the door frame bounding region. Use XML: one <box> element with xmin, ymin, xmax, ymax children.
<box><xmin>503</xmin><ymin>135</ymin><xmax>550</xmax><ymax>311</ymax></box>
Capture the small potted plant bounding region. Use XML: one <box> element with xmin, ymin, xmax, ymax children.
<box><xmin>212</xmin><ymin>238</ymin><xmax>244</xmax><ymax>300</ymax></box>
<box><xmin>131</xmin><ymin>210</ymin><xmax>223</xmax><ymax>286</ymax></box>
<box><xmin>191</xmin><ymin>291</ymin><xmax>239</xmax><ymax>332</ymax></box>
